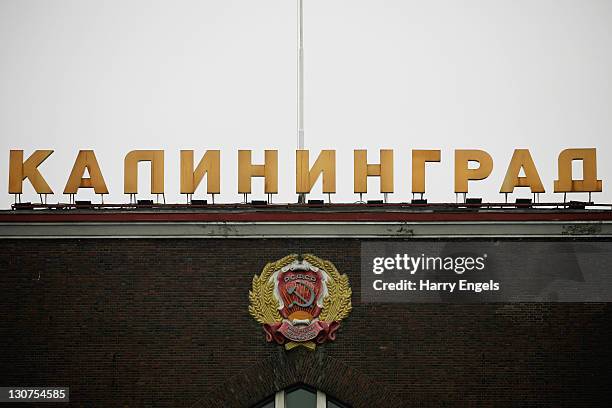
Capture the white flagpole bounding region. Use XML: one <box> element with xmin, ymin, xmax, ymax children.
<box><xmin>297</xmin><ymin>0</ymin><xmax>304</xmax><ymax>150</ymax></box>
<box><xmin>297</xmin><ymin>0</ymin><xmax>306</xmax><ymax>203</ymax></box>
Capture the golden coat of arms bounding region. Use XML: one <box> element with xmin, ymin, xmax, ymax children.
<box><xmin>249</xmin><ymin>254</ymin><xmax>352</xmax><ymax>350</ymax></box>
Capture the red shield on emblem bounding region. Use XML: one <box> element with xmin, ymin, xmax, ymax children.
<box><xmin>277</xmin><ymin>269</ymin><xmax>323</xmax><ymax>322</ymax></box>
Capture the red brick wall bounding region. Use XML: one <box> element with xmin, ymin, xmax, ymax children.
<box><xmin>1</xmin><ymin>239</ymin><xmax>610</xmax><ymax>407</ymax></box>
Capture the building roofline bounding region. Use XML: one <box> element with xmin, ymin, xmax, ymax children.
<box><xmin>1</xmin><ymin>202</ymin><xmax>612</xmax><ymax>223</ymax></box>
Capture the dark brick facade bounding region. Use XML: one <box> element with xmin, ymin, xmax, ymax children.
<box><xmin>1</xmin><ymin>238</ymin><xmax>610</xmax><ymax>407</ymax></box>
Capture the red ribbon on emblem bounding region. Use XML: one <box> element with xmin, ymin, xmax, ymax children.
<box><xmin>263</xmin><ymin>320</ymin><xmax>340</xmax><ymax>345</ymax></box>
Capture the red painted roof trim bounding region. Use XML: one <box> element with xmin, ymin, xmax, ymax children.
<box><xmin>1</xmin><ymin>211</ymin><xmax>612</xmax><ymax>223</ymax></box>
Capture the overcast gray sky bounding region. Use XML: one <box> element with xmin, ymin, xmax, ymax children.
<box><xmin>1</xmin><ymin>0</ymin><xmax>611</xmax><ymax>207</ymax></box>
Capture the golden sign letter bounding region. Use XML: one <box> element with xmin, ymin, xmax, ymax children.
<box><xmin>296</xmin><ymin>150</ymin><xmax>336</xmax><ymax>194</ymax></box>
<box><xmin>411</xmin><ymin>150</ymin><xmax>441</xmax><ymax>194</ymax></box>
<box><xmin>9</xmin><ymin>150</ymin><xmax>54</xmax><ymax>194</ymax></box>
<box><xmin>500</xmin><ymin>149</ymin><xmax>544</xmax><ymax>193</ymax></box>
<box><xmin>238</xmin><ymin>150</ymin><xmax>278</xmax><ymax>194</ymax></box>
<box><xmin>63</xmin><ymin>150</ymin><xmax>109</xmax><ymax>194</ymax></box>
<box><xmin>354</xmin><ymin>149</ymin><xmax>393</xmax><ymax>194</ymax></box>
<box><xmin>180</xmin><ymin>150</ymin><xmax>220</xmax><ymax>194</ymax></box>
<box><xmin>124</xmin><ymin>150</ymin><xmax>164</xmax><ymax>194</ymax></box>
<box><xmin>454</xmin><ymin>150</ymin><xmax>493</xmax><ymax>193</ymax></box>
<box><xmin>554</xmin><ymin>148</ymin><xmax>602</xmax><ymax>193</ymax></box>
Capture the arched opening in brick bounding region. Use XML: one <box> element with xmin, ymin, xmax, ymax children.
<box><xmin>251</xmin><ymin>384</ymin><xmax>350</xmax><ymax>408</ymax></box>
<box><xmin>193</xmin><ymin>352</ymin><xmax>402</xmax><ymax>407</ymax></box>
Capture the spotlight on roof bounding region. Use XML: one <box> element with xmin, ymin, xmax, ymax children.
<box><xmin>411</xmin><ymin>199</ymin><xmax>427</xmax><ymax>205</ymax></box>
<box><xmin>190</xmin><ymin>199</ymin><xmax>207</xmax><ymax>205</ymax></box>
<box><xmin>568</xmin><ymin>201</ymin><xmax>586</xmax><ymax>210</ymax></box>
<box><xmin>465</xmin><ymin>198</ymin><xmax>483</xmax><ymax>209</ymax></box>
<box><xmin>515</xmin><ymin>198</ymin><xmax>532</xmax><ymax>207</ymax></box>
<box><xmin>367</xmin><ymin>200</ymin><xmax>384</xmax><ymax>204</ymax></box>
<box><xmin>13</xmin><ymin>202</ymin><xmax>32</xmax><ymax>210</ymax></box>
<box><xmin>307</xmin><ymin>199</ymin><xmax>324</xmax><ymax>205</ymax></box>
<box><xmin>251</xmin><ymin>200</ymin><xmax>267</xmax><ymax>206</ymax></box>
